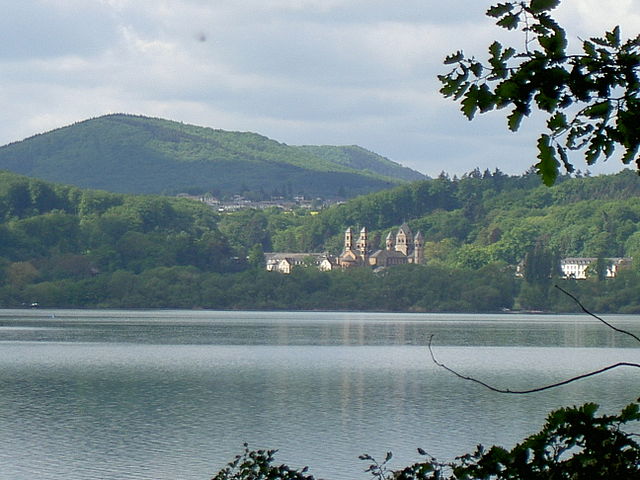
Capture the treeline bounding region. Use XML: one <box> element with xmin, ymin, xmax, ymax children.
<box><xmin>0</xmin><ymin>170</ymin><xmax>242</xmax><ymax>288</ymax></box>
<box><xmin>4</xmin><ymin>263</ymin><xmax>640</xmax><ymax>313</ymax></box>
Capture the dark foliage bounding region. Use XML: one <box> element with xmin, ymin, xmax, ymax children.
<box><xmin>395</xmin><ymin>401</ymin><xmax>640</xmax><ymax>480</ymax></box>
<box><xmin>212</xmin><ymin>444</ymin><xmax>314</xmax><ymax>480</ymax></box>
<box><xmin>213</xmin><ymin>401</ymin><xmax>640</xmax><ymax>479</ymax></box>
<box><xmin>2</xmin><ymin>169</ymin><xmax>640</xmax><ymax>311</ymax></box>
<box><xmin>440</xmin><ymin>1</ymin><xmax>640</xmax><ymax>185</ymax></box>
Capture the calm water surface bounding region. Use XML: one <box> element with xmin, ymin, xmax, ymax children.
<box><xmin>0</xmin><ymin>310</ymin><xmax>639</xmax><ymax>480</ymax></box>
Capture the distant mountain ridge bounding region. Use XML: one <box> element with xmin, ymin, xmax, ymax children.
<box><xmin>0</xmin><ymin>114</ymin><xmax>426</xmax><ymax>197</ymax></box>
<box><xmin>294</xmin><ymin>145</ymin><xmax>424</xmax><ymax>182</ymax></box>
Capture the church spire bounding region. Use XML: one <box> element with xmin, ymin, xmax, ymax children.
<box><xmin>385</xmin><ymin>231</ymin><xmax>394</xmax><ymax>250</ymax></box>
<box><xmin>395</xmin><ymin>223</ymin><xmax>413</xmax><ymax>256</ymax></box>
<box><xmin>357</xmin><ymin>226</ymin><xmax>369</xmax><ymax>260</ymax></box>
<box><xmin>344</xmin><ymin>227</ymin><xmax>354</xmax><ymax>251</ymax></box>
<box><xmin>413</xmin><ymin>231</ymin><xmax>424</xmax><ymax>264</ymax></box>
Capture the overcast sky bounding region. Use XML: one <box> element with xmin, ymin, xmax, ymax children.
<box><xmin>2</xmin><ymin>1</ymin><xmax>639</xmax><ymax>177</ymax></box>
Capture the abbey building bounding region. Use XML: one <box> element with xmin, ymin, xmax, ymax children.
<box><xmin>338</xmin><ymin>223</ymin><xmax>424</xmax><ymax>268</ymax></box>
<box><xmin>265</xmin><ymin>223</ymin><xmax>424</xmax><ymax>273</ymax></box>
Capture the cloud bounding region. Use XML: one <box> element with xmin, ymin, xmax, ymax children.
<box><xmin>0</xmin><ymin>1</ymin><xmax>119</xmax><ymax>60</ymax></box>
<box><xmin>557</xmin><ymin>0</ymin><xmax>640</xmax><ymax>34</ymax></box>
<box><xmin>0</xmin><ymin>0</ymin><xmax>637</xmax><ymax>178</ymax></box>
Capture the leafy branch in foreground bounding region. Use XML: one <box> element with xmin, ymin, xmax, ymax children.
<box><xmin>440</xmin><ymin>0</ymin><xmax>640</xmax><ymax>185</ymax></box>
<box><xmin>211</xmin><ymin>443</ymin><xmax>314</xmax><ymax>480</ymax></box>
<box><xmin>393</xmin><ymin>401</ymin><xmax>640</xmax><ymax>480</ymax></box>
<box><xmin>213</xmin><ymin>402</ymin><xmax>640</xmax><ymax>479</ymax></box>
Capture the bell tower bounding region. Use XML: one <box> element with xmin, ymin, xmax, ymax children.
<box><xmin>385</xmin><ymin>231</ymin><xmax>394</xmax><ymax>250</ymax></box>
<box><xmin>413</xmin><ymin>231</ymin><xmax>424</xmax><ymax>264</ymax></box>
<box><xmin>395</xmin><ymin>223</ymin><xmax>413</xmax><ymax>256</ymax></box>
<box><xmin>344</xmin><ymin>227</ymin><xmax>354</xmax><ymax>252</ymax></box>
<box><xmin>356</xmin><ymin>226</ymin><xmax>369</xmax><ymax>262</ymax></box>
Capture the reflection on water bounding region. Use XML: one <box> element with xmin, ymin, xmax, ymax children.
<box><xmin>0</xmin><ymin>310</ymin><xmax>639</xmax><ymax>480</ymax></box>
<box><xmin>1</xmin><ymin>310</ymin><xmax>639</xmax><ymax>348</ymax></box>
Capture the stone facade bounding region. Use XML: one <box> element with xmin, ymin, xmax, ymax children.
<box><xmin>265</xmin><ymin>223</ymin><xmax>425</xmax><ymax>273</ymax></box>
<box><xmin>337</xmin><ymin>223</ymin><xmax>424</xmax><ymax>268</ymax></box>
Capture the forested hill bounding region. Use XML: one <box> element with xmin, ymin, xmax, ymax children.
<box><xmin>0</xmin><ymin>114</ymin><xmax>425</xmax><ymax>197</ymax></box>
<box><xmin>2</xmin><ymin>168</ymin><xmax>640</xmax><ymax>312</ymax></box>
<box><xmin>270</xmin><ymin>168</ymin><xmax>640</xmax><ymax>266</ymax></box>
<box><xmin>0</xmin><ymin>170</ymin><xmax>238</xmax><ymax>273</ymax></box>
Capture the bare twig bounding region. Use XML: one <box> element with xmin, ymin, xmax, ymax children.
<box><xmin>427</xmin><ymin>334</ymin><xmax>640</xmax><ymax>394</ymax></box>
<box><xmin>428</xmin><ymin>285</ymin><xmax>640</xmax><ymax>393</ymax></box>
<box><xmin>554</xmin><ymin>284</ymin><xmax>640</xmax><ymax>344</ymax></box>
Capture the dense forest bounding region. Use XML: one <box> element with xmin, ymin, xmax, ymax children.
<box><xmin>1</xmin><ymin>169</ymin><xmax>640</xmax><ymax>312</ymax></box>
<box><xmin>0</xmin><ymin>114</ymin><xmax>423</xmax><ymax>197</ymax></box>
<box><xmin>269</xmin><ymin>168</ymin><xmax>640</xmax><ymax>260</ymax></box>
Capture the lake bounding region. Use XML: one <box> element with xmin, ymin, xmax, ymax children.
<box><xmin>0</xmin><ymin>310</ymin><xmax>639</xmax><ymax>480</ymax></box>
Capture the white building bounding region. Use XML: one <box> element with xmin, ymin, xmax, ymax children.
<box><xmin>560</xmin><ymin>257</ymin><xmax>632</xmax><ymax>279</ymax></box>
<box><xmin>265</xmin><ymin>253</ymin><xmax>334</xmax><ymax>274</ymax></box>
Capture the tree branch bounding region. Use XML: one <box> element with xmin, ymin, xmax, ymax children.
<box><xmin>427</xmin><ymin>334</ymin><xmax>640</xmax><ymax>394</ymax></box>
<box><xmin>554</xmin><ymin>284</ymin><xmax>640</xmax><ymax>344</ymax></box>
<box><xmin>428</xmin><ymin>285</ymin><xmax>640</xmax><ymax>393</ymax></box>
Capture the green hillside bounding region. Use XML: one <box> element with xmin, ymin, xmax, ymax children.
<box><xmin>0</xmin><ymin>114</ymin><xmax>423</xmax><ymax>197</ymax></box>
<box><xmin>271</xmin><ymin>169</ymin><xmax>640</xmax><ymax>265</ymax></box>
<box><xmin>1</xmin><ymin>169</ymin><xmax>640</xmax><ymax>312</ymax></box>
<box><xmin>294</xmin><ymin>145</ymin><xmax>425</xmax><ymax>182</ymax></box>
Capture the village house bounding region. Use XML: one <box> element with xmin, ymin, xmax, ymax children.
<box><xmin>265</xmin><ymin>253</ymin><xmax>335</xmax><ymax>274</ymax></box>
<box><xmin>515</xmin><ymin>256</ymin><xmax>633</xmax><ymax>279</ymax></box>
<box><xmin>560</xmin><ymin>257</ymin><xmax>632</xmax><ymax>279</ymax></box>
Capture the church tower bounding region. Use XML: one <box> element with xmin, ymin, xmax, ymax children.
<box><xmin>344</xmin><ymin>227</ymin><xmax>354</xmax><ymax>252</ymax></box>
<box><xmin>356</xmin><ymin>226</ymin><xmax>369</xmax><ymax>262</ymax></box>
<box><xmin>338</xmin><ymin>226</ymin><xmax>360</xmax><ymax>268</ymax></box>
<box><xmin>385</xmin><ymin>231</ymin><xmax>394</xmax><ymax>250</ymax></box>
<box><xmin>395</xmin><ymin>223</ymin><xmax>413</xmax><ymax>256</ymax></box>
<box><xmin>413</xmin><ymin>231</ymin><xmax>424</xmax><ymax>264</ymax></box>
